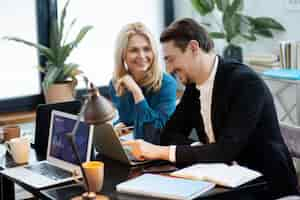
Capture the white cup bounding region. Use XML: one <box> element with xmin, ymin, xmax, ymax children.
<box><xmin>6</xmin><ymin>137</ymin><xmax>30</xmax><ymax>164</ymax></box>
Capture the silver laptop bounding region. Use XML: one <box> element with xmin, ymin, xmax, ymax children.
<box><xmin>94</xmin><ymin>123</ymin><xmax>150</xmax><ymax>166</ymax></box>
<box><xmin>1</xmin><ymin>110</ymin><xmax>94</xmax><ymax>189</ymax></box>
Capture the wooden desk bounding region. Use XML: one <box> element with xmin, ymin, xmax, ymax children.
<box><xmin>0</xmin><ymin>111</ymin><xmax>35</xmax><ymax>126</ymax></box>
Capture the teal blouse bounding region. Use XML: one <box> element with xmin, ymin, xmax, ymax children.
<box><xmin>108</xmin><ymin>73</ymin><xmax>177</xmax><ymax>141</ymax></box>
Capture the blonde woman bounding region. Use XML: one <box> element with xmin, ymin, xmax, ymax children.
<box><xmin>108</xmin><ymin>22</ymin><xmax>177</xmax><ymax>143</ymax></box>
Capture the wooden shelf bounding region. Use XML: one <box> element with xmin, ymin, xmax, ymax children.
<box><xmin>0</xmin><ymin>111</ymin><xmax>36</xmax><ymax>126</ymax></box>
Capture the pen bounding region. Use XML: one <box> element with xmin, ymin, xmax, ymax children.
<box><xmin>119</xmin><ymin>126</ymin><xmax>134</xmax><ymax>130</ymax></box>
<box><xmin>142</xmin><ymin>168</ymin><xmax>178</xmax><ymax>174</ymax></box>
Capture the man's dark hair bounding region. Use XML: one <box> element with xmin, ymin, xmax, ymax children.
<box><xmin>160</xmin><ymin>18</ymin><xmax>214</xmax><ymax>52</ymax></box>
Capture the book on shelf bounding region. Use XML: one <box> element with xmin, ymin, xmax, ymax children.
<box><xmin>116</xmin><ymin>173</ymin><xmax>215</xmax><ymax>200</ymax></box>
<box><xmin>170</xmin><ymin>163</ymin><xmax>262</xmax><ymax>188</ymax></box>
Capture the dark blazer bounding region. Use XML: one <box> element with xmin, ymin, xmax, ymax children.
<box><xmin>161</xmin><ymin>57</ymin><xmax>299</xmax><ymax>198</ymax></box>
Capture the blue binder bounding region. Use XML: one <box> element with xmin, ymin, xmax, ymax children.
<box><xmin>262</xmin><ymin>69</ymin><xmax>300</xmax><ymax>80</ymax></box>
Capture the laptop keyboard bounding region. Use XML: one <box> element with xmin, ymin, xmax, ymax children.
<box><xmin>25</xmin><ymin>163</ymin><xmax>73</xmax><ymax>181</ymax></box>
<box><xmin>123</xmin><ymin>146</ymin><xmax>135</xmax><ymax>160</ymax></box>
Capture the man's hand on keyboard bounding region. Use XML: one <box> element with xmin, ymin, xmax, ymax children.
<box><xmin>122</xmin><ymin>139</ymin><xmax>170</xmax><ymax>161</ymax></box>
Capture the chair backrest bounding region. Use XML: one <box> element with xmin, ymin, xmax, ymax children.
<box><xmin>280</xmin><ymin>122</ymin><xmax>300</xmax><ymax>158</ymax></box>
<box><xmin>34</xmin><ymin>100</ymin><xmax>81</xmax><ymax>159</ymax></box>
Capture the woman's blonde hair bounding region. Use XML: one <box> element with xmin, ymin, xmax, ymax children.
<box><xmin>113</xmin><ymin>22</ymin><xmax>162</xmax><ymax>95</ymax></box>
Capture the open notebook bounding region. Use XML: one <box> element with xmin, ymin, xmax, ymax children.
<box><xmin>171</xmin><ymin>163</ymin><xmax>262</xmax><ymax>188</ymax></box>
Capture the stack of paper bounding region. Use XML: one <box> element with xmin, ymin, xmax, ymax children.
<box><xmin>245</xmin><ymin>54</ymin><xmax>279</xmax><ymax>67</ymax></box>
<box><xmin>116</xmin><ymin>174</ymin><xmax>215</xmax><ymax>200</ymax></box>
<box><xmin>171</xmin><ymin>163</ymin><xmax>262</xmax><ymax>188</ymax></box>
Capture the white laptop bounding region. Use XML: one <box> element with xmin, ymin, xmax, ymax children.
<box><xmin>1</xmin><ymin>110</ymin><xmax>94</xmax><ymax>189</ymax></box>
<box><xmin>93</xmin><ymin>122</ymin><xmax>150</xmax><ymax>166</ymax></box>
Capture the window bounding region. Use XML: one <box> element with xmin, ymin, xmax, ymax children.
<box><xmin>57</xmin><ymin>0</ymin><xmax>165</xmax><ymax>87</ymax></box>
<box><xmin>0</xmin><ymin>0</ymin><xmax>40</xmax><ymax>100</ymax></box>
<box><xmin>0</xmin><ymin>0</ymin><xmax>172</xmax><ymax>112</ymax></box>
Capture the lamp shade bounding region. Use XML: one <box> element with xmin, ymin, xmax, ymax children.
<box><xmin>84</xmin><ymin>86</ymin><xmax>115</xmax><ymax>125</ymax></box>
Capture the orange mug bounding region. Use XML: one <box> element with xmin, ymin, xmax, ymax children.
<box><xmin>82</xmin><ymin>161</ymin><xmax>104</xmax><ymax>193</ymax></box>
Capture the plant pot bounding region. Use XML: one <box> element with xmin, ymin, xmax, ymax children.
<box><xmin>223</xmin><ymin>44</ymin><xmax>243</xmax><ymax>63</ymax></box>
<box><xmin>44</xmin><ymin>81</ymin><xmax>76</xmax><ymax>104</ymax></box>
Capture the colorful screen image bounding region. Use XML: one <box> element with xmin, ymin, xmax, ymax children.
<box><xmin>50</xmin><ymin>113</ymin><xmax>90</xmax><ymax>165</ymax></box>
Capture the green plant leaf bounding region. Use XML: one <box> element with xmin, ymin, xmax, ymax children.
<box><xmin>63</xmin><ymin>18</ymin><xmax>77</xmax><ymax>45</ymax></box>
<box><xmin>4</xmin><ymin>0</ymin><xmax>92</xmax><ymax>89</ymax></box>
<box><xmin>49</xmin><ymin>20</ymin><xmax>60</xmax><ymax>66</ymax></box>
<box><xmin>3</xmin><ymin>36</ymin><xmax>55</xmax><ymax>61</ymax></box>
<box><xmin>252</xmin><ymin>17</ymin><xmax>285</xmax><ymax>31</ymax></box>
<box><xmin>223</xmin><ymin>0</ymin><xmax>243</xmax><ymax>42</ymax></box>
<box><xmin>59</xmin><ymin>0</ymin><xmax>70</xmax><ymax>44</ymax></box>
<box><xmin>214</xmin><ymin>0</ymin><xmax>229</xmax><ymax>11</ymax></box>
<box><xmin>58</xmin><ymin>44</ymin><xmax>73</xmax><ymax>66</ymax></box>
<box><xmin>190</xmin><ymin>0</ymin><xmax>215</xmax><ymax>16</ymax></box>
<box><xmin>209</xmin><ymin>32</ymin><xmax>226</xmax><ymax>39</ymax></box>
<box><xmin>70</xmin><ymin>26</ymin><xmax>93</xmax><ymax>48</ymax></box>
<box><xmin>42</xmin><ymin>66</ymin><xmax>62</xmax><ymax>89</ymax></box>
<box><xmin>239</xmin><ymin>14</ymin><xmax>253</xmax><ymax>37</ymax></box>
<box><xmin>253</xmin><ymin>28</ymin><xmax>274</xmax><ymax>38</ymax></box>
<box><xmin>223</xmin><ymin>12</ymin><xmax>241</xmax><ymax>42</ymax></box>
<box><xmin>226</xmin><ymin>0</ymin><xmax>243</xmax><ymax>15</ymax></box>
<box><xmin>241</xmin><ymin>33</ymin><xmax>256</xmax><ymax>41</ymax></box>
<box><xmin>59</xmin><ymin>63</ymin><xmax>80</xmax><ymax>81</ymax></box>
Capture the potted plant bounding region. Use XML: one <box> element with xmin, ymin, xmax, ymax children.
<box><xmin>190</xmin><ymin>0</ymin><xmax>286</xmax><ymax>62</ymax></box>
<box><xmin>3</xmin><ymin>0</ymin><xmax>93</xmax><ymax>103</ymax></box>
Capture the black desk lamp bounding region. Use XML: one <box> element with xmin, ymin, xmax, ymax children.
<box><xmin>66</xmin><ymin>82</ymin><xmax>115</xmax><ymax>200</ymax></box>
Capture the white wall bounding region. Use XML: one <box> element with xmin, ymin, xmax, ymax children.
<box><xmin>174</xmin><ymin>0</ymin><xmax>300</xmax><ymax>55</ymax></box>
<box><xmin>243</xmin><ymin>0</ymin><xmax>300</xmax><ymax>55</ymax></box>
<box><xmin>173</xmin><ymin>0</ymin><xmax>300</xmax><ymax>125</ymax></box>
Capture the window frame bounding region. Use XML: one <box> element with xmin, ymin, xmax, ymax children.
<box><xmin>0</xmin><ymin>0</ymin><xmax>174</xmax><ymax>113</ymax></box>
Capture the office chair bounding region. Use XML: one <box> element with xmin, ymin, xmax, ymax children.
<box><xmin>277</xmin><ymin>122</ymin><xmax>300</xmax><ymax>200</ymax></box>
<box><xmin>280</xmin><ymin>122</ymin><xmax>300</xmax><ymax>159</ymax></box>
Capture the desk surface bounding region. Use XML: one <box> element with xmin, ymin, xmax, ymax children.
<box><xmin>0</xmin><ymin>111</ymin><xmax>35</xmax><ymax>126</ymax></box>
<box><xmin>40</xmin><ymin>158</ymin><xmax>268</xmax><ymax>200</ymax></box>
<box><xmin>0</xmin><ymin>147</ymin><xmax>268</xmax><ymax>200</ymax></box>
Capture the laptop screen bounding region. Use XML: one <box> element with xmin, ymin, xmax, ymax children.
<box><xmin>49</xmin><ymin>111</ymin><xmax>92</xmax><ymax>165</ymax></box>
